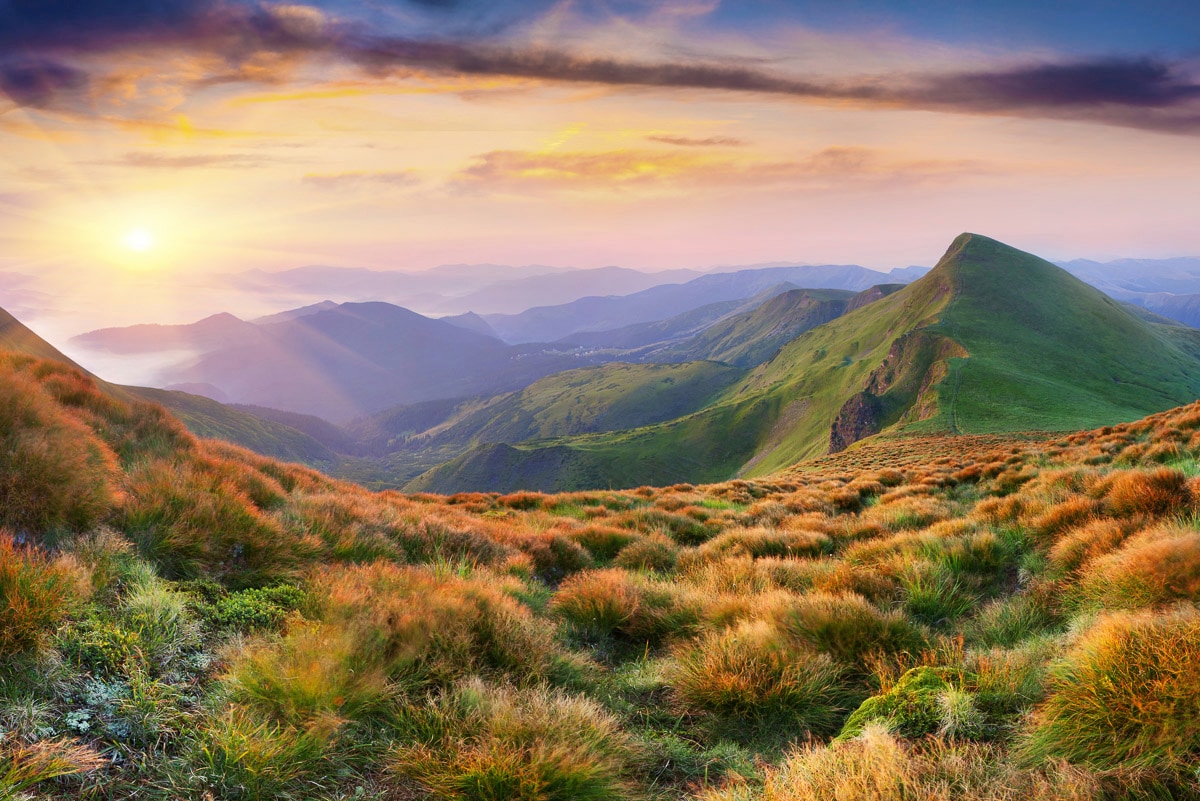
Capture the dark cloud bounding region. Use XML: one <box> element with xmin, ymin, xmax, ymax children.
<box><xmin>2</xmin><ymin>0</ymin><xmax>1198</xmax><ymax>134</ymax></box>
<box><xmin>921</xmin><ymin>59</ymin><xmax>1200</xmax><ymax>110</ymax></box>
<box><xmin>0</xmin><ymin>58</ymin><xmax>88</xmax><ymax>107</ymax></box>
<box><xmin>647</xmin><ymin>135</ymin><xmax>746</xmax><ymax>147</ymax></box>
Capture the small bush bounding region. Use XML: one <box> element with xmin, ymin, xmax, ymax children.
<box><xmin>899</xmin><ymin>562</ymin><xmax>974</xmax><ymax>627</ymax></box>
<box><xmin>1102</xmin><ymin>467</ymin><xmax>1190</xmax><ymax>518</ymax></box>
<box><xmin>715</xmin><ymin>725</ymin><xmax>1100</xmax><ymax>801</ymax></box>
<box><xmin>613</xmin><ymin>535</ymin><xmax>679</xmax><ymax>572</ymax></box>
<box><xmin>193</xmin><ymin>705</ymin><xmax>334</xmax><ymax>800</ymax></box>
<box><xmin>552</xmin><ymin>569</ymin><xmax>700</xmax><ymax>645</ymax></box>
<box><xmin>0</xmin><ymin>369</ymin><xmax>117</xmax><ymax>535</ymax></box>
<box><xmin>965</xmin><ymin>593</ymin><xmax>1058</xmax><ymax>648</ymax></box>
<box><xmin>209</xmin><ymin>585</ymin><xmax>307</xmax><ymax>632</ymax></box>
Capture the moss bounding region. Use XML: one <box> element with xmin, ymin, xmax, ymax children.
<box><xmin>836</xmin><ymin>667</ymin><xmax>963</xmax><ymax>741</ymax></box>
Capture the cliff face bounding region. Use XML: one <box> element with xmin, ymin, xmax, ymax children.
<box><xmin>828</xmin><ymin>330</ymin><xmax>968</xmax><ymax>453</ymax></box>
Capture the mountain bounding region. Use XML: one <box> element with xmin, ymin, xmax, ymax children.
<box><xmin>1060</xmin><ymin>257</ymin><xmax>1200</xmax><ymax>295</ymax></box>
<box><xmin>483</xmin><ymin>265</ymin><xmax>915</xmax><ymax>344</ymax></box>
<box><xmin>409</xmin><ymin>234</ymin><xmax>1200</xmax><ymax>493</ymax></box>
<box><xmin>640</xmin><ymin>286</ymin><xmax>904</xmax><ymax>367</ymax></box>
<box><xmin>2</xmin><ymin>305</ymin><xmax>337</xmax><ymax>464</ymax></box>
<box><xmin>150</xmin><ymin>302</ymin><xmax>612</xmax><ymax>421</ymax></box>
<box><xmin>72</xmin><ymin>312</ymin><xmax>257</xmax><ymax>354</ymax></box>
<box><xmin>430</xmin><ymin>265</ymin><xmax>703</xmax><ymax>315</ymax></box>
<box><xmin>227</xmin><ymin>263</ymin><xmax>700</xmax><ymax>316</ymax></box>
<box><xmin>559</xmin><ymin>285</ymin><xmax>800</xmax><ymax>351</ymax></box>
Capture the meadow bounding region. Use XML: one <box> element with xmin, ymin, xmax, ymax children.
<box><xmin>3</xmin><ymin>346</ymin><xmax>1200</xmax><ymax>799</ymax></box>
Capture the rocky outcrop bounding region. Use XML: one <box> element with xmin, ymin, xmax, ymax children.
<box><xmin>828</xmin><ymin>330</ymin><xmax>968</xmax><ymax>453</ymax></box>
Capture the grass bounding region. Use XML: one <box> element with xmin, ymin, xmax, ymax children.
<box><xmin>4</xmin><ymin>343</ymin><xmax>1200</xmax><ymax>797</ymax></box>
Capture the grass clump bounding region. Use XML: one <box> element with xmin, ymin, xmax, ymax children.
<box><xmin>390</xmin><ymin>680</ymin><xmax>636</xmax><ymax>801</ymax></box>
<box><xmin>552</xmin><ymin>568</ymin><xmax>700</xmax><ymax>647</ymax></box>
<box><xmin>1020</xmin><ymin>606</ymin><xmax>1200</xmax><ymax>773</ymax></box>
<box><xmin>669</xmin><ymin>620</ymin><xmax>847</xmax><ymax>747</ymax></box>
<box><xmin>1073</xmin><ymin>526</ymin><xmax>1200</xmax><ymax>610</ymax></box>
<box><xmin>770</xmin><ymin>591</ymin><xmax>927</xmax><ymax>675</ymax></box>
<box><xmin>0</xmin><ymin>534</ymin><xmax>88</xmax><ymax>657</ymax></box>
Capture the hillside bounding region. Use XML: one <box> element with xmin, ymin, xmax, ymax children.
<box><xmin>483</xmin><ymin>264</ymin><xmax>913</xmax><ymax>343</ymax></box>
<box><xmin>411</xmin><ymin>234</ymin><xmax>1200</xmax><ymax>493</ymax></box>
<box><xmin>646</xmin><ymin>286</ymin><xmax>901</xmax><ymax>367</ymax></box>
<box><xmin>4</xmin><ymin>337</ymin><xmax>1200</xmax><ymax>799</ymax></box>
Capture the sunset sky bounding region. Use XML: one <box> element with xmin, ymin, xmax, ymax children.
<box><xmin>2</xmin><ymin>0</ymin><xmax>1199</xmax><ymax>339</ymax></box>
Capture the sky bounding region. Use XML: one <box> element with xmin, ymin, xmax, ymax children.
<box><xmin>2</xmin><ymin>0</ymin><xmax>1200</xmax><ymax>338</ymax></box>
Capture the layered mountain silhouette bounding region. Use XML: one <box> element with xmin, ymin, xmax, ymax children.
<box><xmin>408</xmin><ymin>234</ymin><xmax>1200</xmax><ymax>493</ymax></box>
<box><xmin>76</xmin><ymin>302</ymin><xmax>613</xmax><ymax>421</ymax></box>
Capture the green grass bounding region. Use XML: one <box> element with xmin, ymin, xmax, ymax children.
<box><xmin>410</xmin><ymin>234</ymin><xmax>1200</xmax><ymax>494</ymax></box>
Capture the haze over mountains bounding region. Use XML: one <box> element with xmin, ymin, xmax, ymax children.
<box><xmin>34</xmin><ymin>234</ymin><xmax>1200</xmax><ymax>495</ymax></box>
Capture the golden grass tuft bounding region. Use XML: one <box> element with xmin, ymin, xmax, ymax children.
<box><xmin>1020</xmin><ymin>606</ymin><xmax>1200</xmax><ymax>774</ymax></box>
<box><xmin>1101</xmin><ymin>467</ymin><xmax>1190</xmax><ymax>518</ymax></box>
<box><xmin>669</xmin><ymin>619</ymin><xmax>848</xmax><ymax>740</ymax></box>
<box><xmin>1074</xmin><ymin>526</ymin><xmax>1200</xmax><ymax>609</ymax></box>
<box><xmin>0</xmin><ymin>532</ymin><xmax>89</xmax><ymax>657</ymax></box>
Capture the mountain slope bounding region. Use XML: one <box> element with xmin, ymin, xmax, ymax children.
<box><xmin>83</xmin><ymin>302</ymin><xmax>614</xmax><ymax>421</ymax></box>
<box><xmin>648</xmin><ymin>287</ymin><xmax>903</xmax><ymax>367</ymax></box>
<box><xmin>410</xmin><ymin>234</ymin><xmax>1200</xmax><ymax>493</ymax></box>
<box><xmin>483</xmin><ymin>264</ymin><xmax>911</xmax><ymax>343</ymax></box>
<box><xmin>2</xmin><ymin>305</ymin><xmax>337</xmax><ymax>464</ymax></box>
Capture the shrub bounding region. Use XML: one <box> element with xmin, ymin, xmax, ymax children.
<box><xmin>568</xmin><ymin>525</ymin><xmax>637</xmax><ymax>562</ymax></box>
<box><xmin>209</xmin><ymin>585</ymin><xmax>307</xmax><ymax>632</ymax></box>
<box><xmin>691</xmin><ymin>527</ymin><xmax>831</xmax><ymax>563</ymax></box>
<box><xmin>0</xmin><ymin>533</ymin><xmax>87</xmax><ymax>657</ymax></box>
<box><xmin>518</xmin><ymin>532</ymin><xmax>594</xmax><ymax>584</ymax></box>
<box><xmin>670</xmin><ymin>620</ymin><xmax>847</xmax><ymax>742</ymax></box>
<box><xmin>193</xmin><ymin>705</ymin><xmax>334</xmax><ymax>800</ymax></box>
<box><xmin>1020</xmin><ymin>607</ymin><xmax>1200</xmax><ymax>772</ymax></box>
<box><xmin>317</xmin><ymin>562</ymin><xmax>558</xmax><ymax>691</ymax></box>
<box><xmin>1045</xmin><ymin>519</ymin><xmax>1129</xmax><ymax>576</ymax></box>
<box><xmin>965</xmin><ymin>593</ymin><xmax>1058</xmax><ymax>648</ymax></box>
<box><xmin>390</xmin><ymin>680</ymin><xmax>635</xmax><ymax>801</ymax></box>
<box><xmin>120</xmin><ymin>578</ymin><xmax>200</xmax><ymax>669</ymax></box>
<box><xmin>118</xmin><ymin>458</ymin><xmax>305</xmax><ymax>587</ymax></box>
<box><xmin>899</xmin><ymin>562</ymin><xmax>974</xmax><ymax>627</ymax></box>
<box><xmin>712</xmin><ymin>725</ymin><xmax>1101</xmax><ymax>801</ymax></box>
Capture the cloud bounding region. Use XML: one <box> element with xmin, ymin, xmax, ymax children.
<box><xmin>2</xmin><ymin>1</ymin><xmax>1198</xmax><ymax>134</ymax></box>
<box><xmin>105</xmin><ymin>151</ymin><xmax>275</xmax><ymax>169</ymax></box>
<box><xmin>302</xmin><ymin>170</ymin><xmax>421</xmax><ymax>189</ymax></box>
<box><xmin>647</xmin><ymin>135</ymin><xmax>745</xmax><ymax>147</ymax></box>
<box><xmin>455</xmin><ymin>145</ymin><xmax>993</xmax><ymax>194</ymax></box>
<box><xmin>0</xmin><ymin>58</ymin><xmax>89</xmax><ymax>108</ymax></box>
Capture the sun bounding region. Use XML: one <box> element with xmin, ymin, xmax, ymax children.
<box><xmin>124</xmin><ymin>228</ymin><xmax>154</xmax><ymax>253</ymax></box>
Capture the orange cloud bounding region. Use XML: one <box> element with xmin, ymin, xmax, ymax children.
<box><xmin>455</xmin><ymin>146</ymin><xmax>996</xmax><ymax>194</ymax></box>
